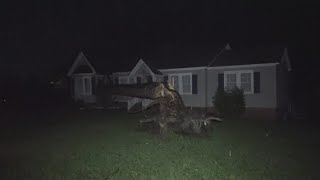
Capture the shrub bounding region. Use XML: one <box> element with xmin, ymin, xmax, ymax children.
<box><xmin>212</xmin><ymin>86</ymin><xmax>245</xmax><ymax>118</ymax></box>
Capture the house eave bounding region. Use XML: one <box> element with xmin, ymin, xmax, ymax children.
<box><xmin>207</xmin><ymin>63</ymin><xmax>279</xmax><ymax>70</ymax></box>
<box><xmin>159</xmin><ymin>66</ymin><xmax>207</xmax><ymax>72</ymax></box>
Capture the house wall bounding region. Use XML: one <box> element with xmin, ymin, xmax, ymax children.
<box><xmin>160</xmin><ymin>64</ymin><xmax>278</xmax><ymax>109</ymax></box>
<box><xmin>207</xmin><ymin>65</ymin><xmax>277</xmax><ymax>108</ymax></box>
<box><xmin>160</xmin><ymin>68</ymin><xmax>206</xmax><ymax>107</ymax></box>
<box><xmin>107</xmin><ymin>59</ymin><xmax>283</xmax><ymax>120</ymax></box>
<box><xmin>110</xmin><ymin>72</ymin><xmax>130</xmax><ymax>84</ymax></box>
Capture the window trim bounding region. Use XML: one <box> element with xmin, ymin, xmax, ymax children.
<box><xmin>224</xmin><ymin>70</ymin><xmax>254</xmax><ymax>94</ymax></box>
<box><xmin>168</xmin><ymin>73</ymin><xmax>193</xmax><ymax>95</ymax></box>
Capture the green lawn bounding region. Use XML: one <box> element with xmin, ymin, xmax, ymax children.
<box><xmin>1</xmin><ymin>109</ymin><xmax>319</xmax><ymax>179</ymax></box>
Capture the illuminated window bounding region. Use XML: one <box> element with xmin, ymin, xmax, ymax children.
<box><xmin>182</xmin><ymin>75</ymin><xmax>191</xmax><ymax>93</ymax></box>
<box><xmin>240</xmin><ymin>73</ymin><xmax>252</xmax><ymax>92</ymax></box>
<box><xmin>224</xmin><ymin>70</ymin><xmax>253</xmax><ymax>94</ymax></box>
<box><xmin>169</xmin><ymin>73</ymin><xmax>192</xmax><ymax>95</ymax></box>
<box><xmin>226</xmin><ymin>73</ymin><xmax>237</xmax><ymax>89</ymax></box>
<box><xmin>170</xmin><ymin>75</ymin><xmax>179</xmax><ymax>92</ymax></box>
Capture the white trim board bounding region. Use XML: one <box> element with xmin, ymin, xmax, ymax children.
<box><xmin>159</xmin><ymin>63</ymin><xmax>279</xmax><ymax>72</ymax></box>
<box><xmin>208</xmin><ymin>63</ymin><xmax>279</xmax><ymax>70</ymax></box>
<box><xmin>159</xmin><ymin>66</ymin><xmax>206</xmax><ymax>72</ymax></box>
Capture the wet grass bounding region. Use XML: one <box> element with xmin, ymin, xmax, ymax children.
<box><xmin>1</xmin><ymin>109</ymin><xmax>319</xmax><ymax>179</ymax></box>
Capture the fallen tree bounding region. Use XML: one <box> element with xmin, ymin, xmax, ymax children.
<box><xmin>106</xmin><ymin>82</ymin><xmax>222</xmax><ymax>136</ymax></box>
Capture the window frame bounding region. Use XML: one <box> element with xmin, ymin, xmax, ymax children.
<box><xmin>168</xmin><ymin>73</ymin><xmax>193</xmax><ymax>95</ymax></box>
<box><xmin>224</xmin><ymin>70</ymin><xmax>254</xmax><ymax>94</ymax></box>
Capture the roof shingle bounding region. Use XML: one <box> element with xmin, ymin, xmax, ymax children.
<box><xmin>70</xmin><ymin>45</ymin><xmax>286</xmax><ymax>74</ymax></box>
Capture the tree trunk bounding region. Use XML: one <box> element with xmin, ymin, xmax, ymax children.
<box><xmin>103</xmin><ymin>82</ymin><xmax>222</xmax><ymax>135</ymax></box>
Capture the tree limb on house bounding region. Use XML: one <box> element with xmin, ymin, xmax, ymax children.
<box><xmin>105</xmin><ymin>82</ymin><xmax>222</xmax><ymax>136</ymax></box>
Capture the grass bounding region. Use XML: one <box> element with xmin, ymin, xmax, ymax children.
<box><xmin>1</xmin><ymin>108</ymin><xmax>320</xmax><ymax>179</ymax></box>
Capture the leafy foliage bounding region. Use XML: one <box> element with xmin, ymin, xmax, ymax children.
<box><xmin>213</xmin><ymin>86</ymin><xmax>245</xmax><ymax>118</ymax></box>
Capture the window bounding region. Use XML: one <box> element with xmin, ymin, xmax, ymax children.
<box><xmin>224</xmin><ymin>70</ymin><xmax>253</xmax><ymax>94</ymax></box>
<box><xmin>226</xmin><ymin>73</ymin><xmax>237</xmax><ymax>89</ymax></box>
<box><xmin>129</xmin><ymin>78</ymin><xmax>135</xmax><ymax>84</ymax></box>
<box><xmin>119</xmin><ymin>77</ymin><xmax>128</xmax><ymax>84</ymax></box>
<box><xmin>146</xmin><ymin>75</ymin><xmax>153</xmax><ymax>83</ymax></box>
<box><xmin>240</xmin><ymin>73</ymin><xmax>252</xmax><ymax>92</ymax></box>
<box><xmin>136</xmin><ymin>77</ymin><xmax>142</xmax><ymax>84</ymax></box>
<box><xmin>182</xmin><ymin>75</ymin><xmax>191</xmax><ymax>93</ymax></box>
<box><xmin>168</xmin><ymin>73</ymin><xmax>192</xmax><ymax>95</ymax></box>
<box><xmin>170</xmin><ymin>75</ymin><xmax>179</xmax><ymax>92</ymax></box>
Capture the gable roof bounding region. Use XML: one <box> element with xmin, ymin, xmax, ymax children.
<box><xmin>148</xmin><ymin>45</ymin><xmax>222</xmax><ymax>69</ymax></box>
<box><xmin>139</xmin><ymin>45</ymin><xmax>288</xmax><ymax>70</ymax></box>
<box><xmin>67</xmin><ymin>45</ymin><xmax>291</xmax><ymax>75</ymax></box>
<box><xmin>67</xmin><ymin>52</ymin><xmax>96</xmax><ymax>76</ymax></box>
<box><xmin>208</xmin><ymin>46</ymin><xmax>285</xmax><ymax>67</ymax></box>
<box><xmin>128</xmin><ymin>59</ymin><xmax>154</xmax><ymax>77</ymax></box>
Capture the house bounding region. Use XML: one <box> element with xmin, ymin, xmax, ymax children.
<box><xmin>67</xmin><ymin>45</ymin><xmax>292</xmax><ymax>120</ymax></box>
<box><xmin>67</xmin><ymin>52</ymin><xmax>97</xmax><ymax>104</ymax></box>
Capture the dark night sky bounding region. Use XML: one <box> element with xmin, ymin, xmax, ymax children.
<box><xmin>2</xmin><ymin>0</ymin><xmax>319</xmax><ymax>78</ymax></box>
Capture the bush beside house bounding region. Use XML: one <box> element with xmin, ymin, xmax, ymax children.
<box><xmin>213</xmin><ymin>87</ymin><xmax>245</xmax><ymax>118</ymax></box>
